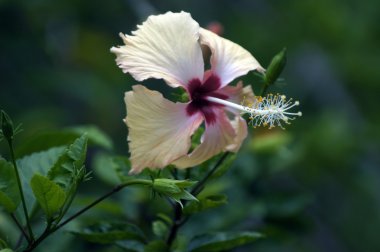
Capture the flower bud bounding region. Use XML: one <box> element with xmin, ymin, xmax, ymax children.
<box><xmin>264</xmin><ymin>48</ymin><xmax>287</xmax><ymax>85</ymax></box>
<box><xmin>152</xmin><ymin>178</ymin><xmax>197</xmax><ymax>196</ymax></box>
<box><xmin>153</xmin><ymin>179</ymin><xmax>182</xmax><ymax>195</ymax></box>
<box><xmin>1</xmin><ymin>110</ymin><xmax>14</xmax><ymax>141</ymax></box>
<box><xmin>152</xmin><ymin>178</ymin><xmax>198</xmax><ymax>206</ymax></box>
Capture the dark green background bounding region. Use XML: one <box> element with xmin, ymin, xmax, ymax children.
<box><xmin>1</xmin><ymin>0</ymin><xmax>379</xmax><ymax>251</ymax></box>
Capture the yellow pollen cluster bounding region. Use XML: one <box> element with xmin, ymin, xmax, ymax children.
<box><xmin>246</xmin><ymin>93</ymin><xmax>302</xmax><ymax>129</ymax></box>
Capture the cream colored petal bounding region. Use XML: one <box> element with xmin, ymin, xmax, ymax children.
<box><xmin>218</xmin><ymin>81</ymin><xmax>255</xmax><ymax>104</ymax></box>
<box><xmin>217</xmin><ymin>81</ymin><xmax>256</xmax><ymax>114</ymax></box>
<box><xmin>220</xmin><ymin>82</ymin><xmax>251</xmax><ymax>152</ymax></box>
<box><xmin>199</xmin><ymin>28</ymin><xmax>264</xmax><ymax>87</ymax></box>
<box><xmin>172</xmin><ymin>110</ymin><xmax>236</xmax><ymax>169</ymax></box>
<box><xmin>111</xmin><ymin>12</ymin><xmax>204</xmax><ymax>88</ymax></box>
<box><xmin>225</xmin><ymin>116</ymin><xmax>248</xmax><ymax>152</ymax></box>
<box><xmin>125</xmin><ymin>85</ymin><xmax>203</xmax><ymax>174</ymax></box>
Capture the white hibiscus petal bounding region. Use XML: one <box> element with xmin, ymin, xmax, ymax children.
<box><xmin>225</xmin><ymin>116</ymin><xmax>248</xmax><ymax>152</ymax></box>
<box><xmin>125</xmin><ymin>85</ymin><xmax>203</xmax><ymax>174</ymax></box>
<box><xmin>199</xmin><ymin>28</ymin><xmax>264</xmax><ymax>87</ymax></box>
<box><xmin>218</xmin><ymin>81</ymin><xmax>255</xmax><ymax>103</ymax></box>
<box><xmin>172</xmin><ymin>109</ymin><xmax>237</xmax><ymax>169</ymax></box>
<box><xmin>111</xmin><ymin>12</ymin><xmax>204</xmax><ymax>88</ymax></box>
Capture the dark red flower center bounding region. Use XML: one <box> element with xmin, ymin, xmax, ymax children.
<box><xmin>186</xmin><ymin>74</ymin><xmax>228</xmax><ymax>124</ymax></box>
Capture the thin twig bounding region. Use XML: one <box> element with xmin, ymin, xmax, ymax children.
<box><xmin>23</xmin><ymin>226</ymin><xmax>51</xmax><ymax>252</ymax></box>
<box><xmin>185</xmin><ymin>169</ymin><xmax>191</xmax><ymax>179</ymax></box>
<box><xmin>55</xmin><ymin>184</ymin><xmax>127</xmax><ymax>230</ymax></box>
<box><xmin>166</xmin><ymin>201</ymin><xmax>182</xmax><ymax>246</ymax></box>
<box><xmin>8</xmin><ymin>140</ymin><xmax>34</xmax><ymax>242</ymax></box>
<box><xmin>10</xmin><ymin>213</ymin><xmax>30</xmax><ymax>243</ymax></box>
<box><xmin>191</xmin><ymin>152</ymin><xmax>230</xmax><ymax>196</ymax></box>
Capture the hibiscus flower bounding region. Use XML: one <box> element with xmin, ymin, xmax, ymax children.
<box><xmin>111</xmin><ymin>11</ymin><xmax>299</xmax><ymax>174</ymax></box>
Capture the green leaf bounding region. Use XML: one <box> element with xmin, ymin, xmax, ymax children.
<box><xmin>170</xmin><ymin>190</ymin><xmax>198</xmax><ymax>208</ymax></box>
<box><xmin>48</xmin><ymin>134</ymin><xmax>88</xmax><ymax>190</ymax></box>
<box><xmin>67</xmin><ymin>133</ymin><xmax>88</xmax><ymax>168</ymax></box>
<box><xmin>152</xmin><ymin>220</ymin><xmax>168</xmax><ymax>239</ymax></box>
<box><xmin>0</xmin><ymin>236</ymin><xmax>9</xmax><ymax>249</ymax></box>
<box><xmin>16</xmin><ymin>147</ymin><xmax>66</xmax><ymax>211</ymax></box>
<box><xmin>156</xmin><ymin>213</ymin><xmax>172</xmax><ymax>225</ymax></box>
<box><xmin>15</xmin><ymin>125</ymin><xmax>112</xmax><ymax>157</ymax></box>
<box><xmin>30</xmin><ymin>174</ymin><xmax>66</xmax><ymax>219</ymax></box>
<box><xmin>144</xmin><ymin>240</ymin><xmax>168</xmax><ymax>252</ymax></box>
<box><xmin>0</xmin><ymin>159</ymin><xmax>20</xmax><ymax>212</ymax></box>
<box><xmin>172</xmin><ymin>190</ymin><xmax>198</xmax><ymax>202</ymax></box>
<box><xmin>188</xmin><ymin>231</ymin><xmax>263</xmax><ymax>252</ymax></box>
<box><xmin>0</xmin><ymin>192</ymin><xmax>16</xmax><ymax>213</ymax></box>
<box><xmin>116</xmin><ymin>240</ymin><xmax>145</xmax><ymax>252</ymax></box>
<box><xmin>0</xmin><ymin>249</ymin><xmax>14</xmax><ymax>252</ymax></box>
<box><xmin>17</xmin><ymin>147</ymin><xmax>66</xmax><ymax>179</ymax></box>
<box><xmin>93</xmin><ymin>153</ymin><xmax>123</xmax><ymax>185</ymax></box>
<box><xmin>71</xmin><ymin>222</ymin><xmax>146</xmax><ymax>244</ymax></box>
<box><xmin>70</xmin><ymin>125</ymin><xmax>113</xmax><ymax>150</ymax></box>
<box><xmin>171</xmin><ymin>235</ymin><xmax>188</xmax><ymax>252</ymax></box>
<box><xmin>183</xmin><ymin>194</ymin><xmax>228</xmax><ymax>215</ymax></box>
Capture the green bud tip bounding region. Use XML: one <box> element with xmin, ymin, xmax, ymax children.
<box><xmin>1</xmin><ymin>110</ymin><xmax>14</xmax><ymax>141</ymax></box>
<box><xmin>264</xmin><ymin>47</ymin><xmax>287</xmax><ymax>85</ymax></box>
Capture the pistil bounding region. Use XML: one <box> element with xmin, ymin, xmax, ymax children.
<box><xmin>205</xmin><ymin>94</ymin><xmax>302</xmax><ymax>129</ymax></box>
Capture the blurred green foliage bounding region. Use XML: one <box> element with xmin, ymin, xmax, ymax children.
<box><xmin>1</xmin><ymin>0</ymin><xmax>380</xmax><ymax>251</ymax></box>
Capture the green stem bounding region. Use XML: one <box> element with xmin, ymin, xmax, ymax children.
<box><xmin>10</xmin><ymin>213</ymin><xmax>30</xmax><ymax>243</ymax></box>
<box><xmin>185</xmin><ymin>169</ymin><xmax>191</xmax><ymax>180</ymax></box>
<box><xmin>259</xmin><ymin>83</ymin><xmax>269</xmax><ymax>97</ymax></box>
<box><xmin>53</xmin><ymin>183</ymin><xmax>79</xmax><ymax>226</ymax></box>
<box><xmin>170</xmin><ymin>168</ymin><xmax>179</xmax><ymax>180</ymax></box>
<box><xmin>23</xmin><ymin>226</ymin><xmax>50</xmax><ymax>252</ymax></box>
<box><xmin>166</xmin><ymin>201</ymin><xmax>183</xmax><ymax>246</ymax></box>
<box><xmin>191</xmin><ymin>152</ymin><xmax>230</xmax><ymax>196</ymax></box>
<box><xmin>167</xmin><ymin>152</ymin><xmax>231</xmax><ymax>247</ymax></box>
<box><xmin>7</xmin><ymin>140</ymin><xmax>34</xmax><ymax>242</ymax></box>
<box><xmin>55</xmin><ymin>179</ymin><xmax>150</xmax><ymax>230</ymax></box>
<box><xmin>23</xmin><ymin>179</ymin><xmax>151</xmax><ymax>252</ymax></box>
